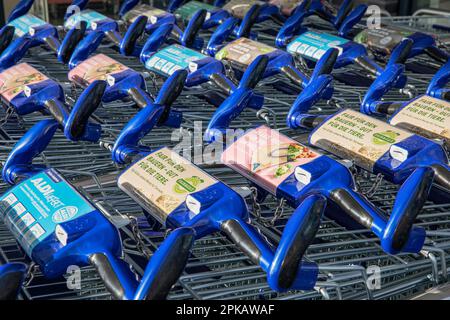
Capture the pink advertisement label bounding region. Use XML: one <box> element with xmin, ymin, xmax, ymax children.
<box><xmin>68</xmin><ymin>54</ymin><xmax>129</xmax><ymax>86</ymax></box>
<box><xmin>0</xmin><ymin>63</ymin><xmax>48</xmax><ymax>102</ymax></box>
<box><xmin>221</xmin><ymin>126</ymin><xmax>319</xmax><ymax>194</ymax></box>
<box><xmin>269</xmin><ymin>0</ymin><xmax>303</xmax><ymax>15</ymax></box>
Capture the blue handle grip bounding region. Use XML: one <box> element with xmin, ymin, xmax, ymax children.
<box><xmin>0</xmin><ymin>26</ymin><xmax>15</xmax><ymax>57</ymax></box>
<box><xmin>167</xmin><ymin>0</ymin><xmax>185</xmax><ymax>12</ymax></box>
<box><xmin>112</xmin><ymin>70</ymin><xmax>187</xmax><ymax>164</ymax></box>
<box><xmin>267</xmin><ymin>194</ymin><xmax>325</xmax><ymax>291</ymax></box>
<box><xmin>69</xmin><ymin>30</ymin><xmax>105</xmax><ymax>69</ymax></box>
<box><xmin>120</xmin><ymin>15</ymin><xmax>147</xmax><ymax>56</ymax></box>
<box><xmin>310</xmin><ymin>47</ymin><xmax>339</xmax><ymax>81</ymax></box>
<box><xmin>206</xmin><ymin>17</ymin><xmax>239</xmax><ymax>56</ymax></box>
<box><xmin>275</xmin><ymin>9</ymin><xmax>308</xmax><ymax>48</ymax></box>
<box><xmin>361</xmin><ymin>63</ymin><xmax>405</xmax><ymax>115</ymax></box>
<box><xmin>334</xmin><ymin>0</ymin><xmax>353</xmax><ymax>27</ymax></box>
<box><xmin>64</xmin><ymin>80</ymin><xmax>105</xmax><ymax>141</ymax></box>
<box><xmin>140</xmin><ymin>23</ymin><xmax>174</xmax><ymax>64</ymax></box>
<box><xmin>88</xmin><ymin>227</ymin><xmax>195</xmax><ymax>300</ymax></box>
<box><xmin>382</xmin><ymin>167</ymin><xmax>434</xmax><ymax>253</ymax></box>
<box><xmin>119</xmin><ymin>0</ymin><xmax>140</xmax><ymax>17</ymax></box>
<box><xmin>0</xmin><ymin>36</ymin><xmax>34</xmax><ymax>70</ymax></box>
<box><xmin>112</xmin><ymin>104</ymin><xmax>166</xmax><ymax>164</ymax></box>
<box><xmin>204</xmin><ymin>10</ymin><xmax>230</xmax><ymax>29</ymax></box>
<box><xmin>287</xmin><ymin>74</ymin><xmax>333</xmax><ymax>128</ymax></box>
<box><xmin>427</xmin><ymin>59</ymin><xmax>450</xmax><ymax>99</ymax></box>
<box><xmin>204</xmin><ymin>55</ymin><xmax>268</xmax><ymax>142</ymax></box>
<box><xmin>7</xmin><ymin>0</ymin><xmax>34</xmax><ymax>22</ymax></box>
<box><xmin>2</xmin><ymin>119</ymin><xmax>59</xmax><ymax>184</ymax></box>
<box><xmin>387</xmin><ymin>38</ymin><xmax>414</xmax><ymax>68</ymax></box>
<box><xmin>134</xmin><ymin>227</ymin><xmax>195</xmax><ymax>300</ymax></box>
<box><xmin>0</xmin><ymin>263</ymin><xmax>28</xmax><ymax>300</ymax></box>
<box><xmin>181</xmin><ymin>9</ymin><xmax>207</xmax><ymax>48</ymax></box>
<box><xmin>89</xmin><ymin>250</ymin><xmax>139</xmax><ymax>300</ymax></box>
<box><xmin>235</xmin><ymin>4</ymin><xmax>261</xmax><ymax>38</ymax></box>
<box><xmin>58</xmin><ymin>20</ymin><xmax>87</xmax><ymax>64</ymax></box>
<box><xmin>331</xmin><ymin>178</ymin><xmax>429</xmax><ymax>255</ymax></box>
<box><xmin>337</xmin><ymin>4</ymin><xmax>367</xmax><ymax>37</ymax></box>
<box><xmin>154</xmin><ymin>69</ymin><xmax>187</xmax><ymax>106</ymax></box>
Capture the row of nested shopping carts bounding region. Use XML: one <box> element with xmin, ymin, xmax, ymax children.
<box><xmin>1</xmin><ymin>4</ymin><xmax>450</xmax><ymax>300</ymax></box>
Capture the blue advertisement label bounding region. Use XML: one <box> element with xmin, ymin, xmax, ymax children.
<box><xmin>65</xmin><ymin>9</ymin><xmax>109</xmax><ymax>30</ymax></box>
<box><xmin>145</xmin><ymin>44</ymin><xmax>207</xmax><ymax>76</ymax></box>
<box><xmin>287</xmin><ymin>31</ymin><xmax>348</xmax><ymax>61</ymax></box>
<box><xmin>8</xmin><ymin>14</ymin><xmax>47</xmax><ymax>37</ymax></box>
<box><xmin>0</xmin><ymin>169</ymin><xmax>95</xmax><ymax>256</ymax></box>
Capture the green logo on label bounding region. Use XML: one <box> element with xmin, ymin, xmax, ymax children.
<box><xmin>372</xmin><ymin>131</ymin><xmax>399</xmax><ymax>145</ymax></box>
<box><xmin>173</xmin><ymin>176</ymin><xmax>204</xmax><ymax>194</ymax></box>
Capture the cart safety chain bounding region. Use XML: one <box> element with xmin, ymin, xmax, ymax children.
<box><xmin>0</xmin><ymin>107</ymin><xmax>15</xmax><ymax>128</ymax></box>
<box><xmin>148</xmin><ymin>72</ymin><xmax>159</xmax><ymax>96</ymax></box>
<box><xmin>328</xmin><ymin>98</ymin><xmax>345</xmax><ymax>109</ymax></box>
<box><xmin>270</xmin><ymin>198</ymin><xmax>287</xmax><ymax>226</ymax></box>
<box><xmin>442</xmin><ymin>141</ymin><xmax>449</xmax><ymax>155</ymax></box>
<box><xmin>252</xmin><ymin>188</ymin><xmax>286</xmax><ymax>227</ymax></box>
<box><xmin>256</xmin><ymin>107</ymin><xmax>278</xmax><ymax>128</ymax></box>
<box><xmin>293</xmin><ymin>55</ymin><xmax>309</xmax><ymax>73</ymax></box>
<box><xmin>250</xmin><ymin>186</ymin><xmax>262</xmax><ymax>220</ymax></box>
<box><xmin>363</xmin><ymin>173</ymin><xmax>385</xmax><ymax>198</ymax></box>
<box><xmin>224</xmin><ymin>61</ymin><xmax>239</xmax><ymax>85</ymax></box>
<box><xmin>349</xmin><ymin>165</ymin><xmax>363</xmax><ymax>192</ymax></box>
<box><xmin>24</xmin><ymin>262</ymin><xmax>38</xmax><ymax>287</ymax></box>
<box><xmin>400</xmin><ymin>84</ymin><xmax>418</xmax><ymax>99</ymax></box>
<box><xmin>128</xmin><ymin>215</ymin><xmax>152</xmax><ymax>259</ymax></box>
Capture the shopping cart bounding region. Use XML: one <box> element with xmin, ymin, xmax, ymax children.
<box><xmin>0</xmin><ymin>6</ymin><xmax>449</xmax><ymax>300</ymax></box>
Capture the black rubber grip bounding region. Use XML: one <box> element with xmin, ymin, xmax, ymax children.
<box><xmin>391</xmin><ymin>168</ymin><xmax>434</xmax><ymax>251</ymax></box>
<box><xmin>242</xmin><ymin>55</ymin><xmax>269</xmax><ymax>89</ymax></box>
<box><xmin>335</xmin><ymin>2</ymin><xmax>354</xmax><ymax>28</ymax></box>
<box><xmin>432</xmin><ymin>164</ymin><xmax>450</xmax><ymax>192</ymax></box>
<box><xmin>105</xmin><ymin>30</ymin><xmax>121</xmax><ymax>46</ymax></box>
<box><xmin>209</xmin><ymin>73</ymin><xmax>232</xmax><ymax>95</ymax></box>
<box><xmin>303</xmin><ymin>0</ymin><xmax>313</xmax><ymax>11</ymax></box>
<box><xmin>221</xmin><ymin>219</ymin><xmax>262</xmax><ymax>265</ymax></box>
<box><xmin>375</xmin><ymin>102</ymin><xmax>403</xmax><ymax>115</ymax></box>
<box><xmin>68</xmin><ymin>80</ymin><xmax>106</xmax><ymax>139</ymax></box>
<box><xmin>144</xmin><ymin>230</ymin><xmax>195</xmax><ymax>300</ymax></box>
<box><xmin>45</xmin><ymin>100</ymin><xmax>68</xmax><ymax>126</ymax></box>
<box><xmin>0</xmin><ymin>270</ymin><xmax>23</xmax><ymax>300</ymax></box>
<box><xmin>315</xmin><ymin>48</ymin><xmax>339</xmax><ymax>76</ymax></box>
<box><xmin>281</xmin><ymin>65</ymin><xmax>304</xmax><ymax>87</ymax></box>
<box><xmin>298</xmin><ymin>115</ymin><xmax>327</xmax><ymax>129</ymax></box>
<box><xmin>155</xmin><ymin>70</ymin><xmax>187</xmax><ymax>107</ymax></box>
<box><xmin>443</xmin><ymin>91</ymin><xmax>450</xmax><ymax>101</ymax></box>
<box><xmin>44</xmin><ymin>36</ymin><xmax>59</xmax><ymax>53</ymax></box>
<box><xmin>183</xmin><ymin>9</ymin><xmax>207</xmax><ymax>47</ymax></box>
<box><xmin>239</xmin><ymin>5</ymin><xmax>262</xmax><ymax>38</ymax></box>
<box><xmin>0</xmin><ymin>26</ymin><xmax>15</xmax><ymax>55</ymax></box>
<box><xmin>90</xmin><ymin>253</ymin><xmax>126</xmax><ymax>300</ymax></box>
<box><xmin>122</xmin><ymin>16</ymin><xmax>148</xmax><ymax>56</ymax></box>
<box><xmin>128</xmin><ymin>87</ymin><xmax>149</xmax><ymax>109</ymax></box>
<box><xmin>330</xmin><ymin>188</ymin><xmax>374</xmax><ymax>229</ymax></box>
<box><xmin>278</xmin><ymin>197</ymin><xmax>325</xmax><ymax>289</ymax></box>
<box><xmin>58</xmin><ymin>21</ymin><xmax>87</xmax><ymax>64</ymax></box>
<box><xmin>355</xmin><ymin>56</ymin><xmax>378</xmax><ymax>76</ymax></box>
<box><xmin>424</xmin><ymin>46</ymin><xmax>449</xmax><ymax>64</ymax></box>
<box><xmin>393</xmin><ymin>40</ymin><xmax>414</xmax><ymax>65</ymax></box>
